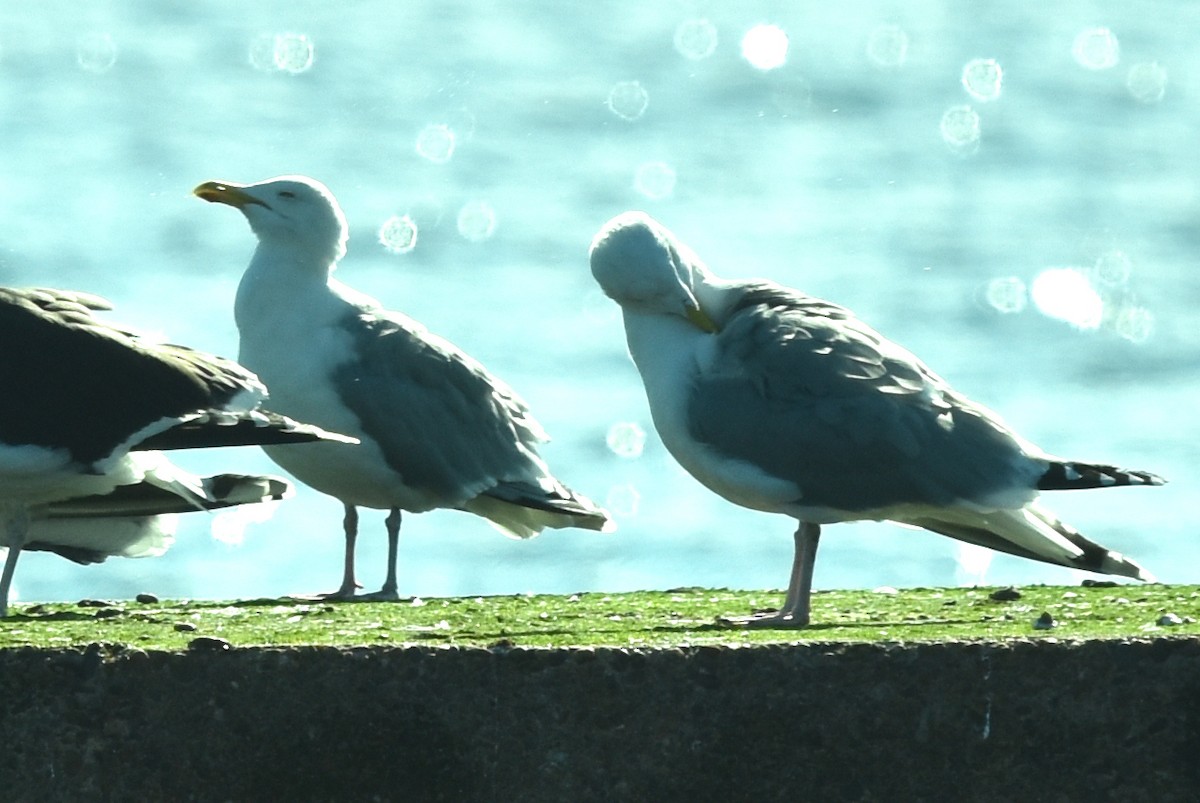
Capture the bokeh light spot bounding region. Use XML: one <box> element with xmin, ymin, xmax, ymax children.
<box><xmin>633</xmin><ymin>161</ymin><xmax>677</xmax><ymax>201</ymax></box>
<box><xmin>605</xmin><ymin>483</ymin><xmax>641</xmax><ymax>517</ymax></box>
<box><xmin>378</xmin><ymin>215</ymin><xmax>418</xmax><ymax>254</ymax></box>
<box><xmin>273</xmin><ymin>33</ymin><xmax>315</xmax><ymax>74</ymax></box>
<box><xmin>249</xmin><ymin>33</ymin><xmax>315</xmax><ymax>74</ymax></box>
<box><xmin>741</xmin><ymin>24</ymin><xmax>789</xmax><ymax>71</ymax></box>
<box><xmin>954</xmin><ymin>542</ymin><xmax>994</xmax><ymax>587</ymax></box>
<box><xmin>76</xmin><ymin>33</ymin><xmax>118</xmax><ymax>73</ymax></box>
<box><xmin>866</xmin><ymin>24</ymin><xmax>908</xmax><ymax>68</ymax></box>
<box><xmin>961</xmin><ymin>58</ymin><xmax>1003</xmax><ymax>102</ymax></box>
<box><xmin>1030</xmin><ymin>268</ymin><xmax>1103</xmax><ymax>329</ymax></box>
<box><xmin>606</xmin><ymin>422</ymin><xmax>647</xmax><ymax>459</ymax></box>
<box><xmin>415</xmin><ymin>124</ymin><xmax>456</xmax><ymax>163</ymax></box>
<box><xmin>456</xmin><ymin>201</ymin><xmax>497</xmax><ymax>242</ymax></box>
<box><xmin>985</xmin><ymin>277</ymin><xmax>1027</xmax><ymax>314</ymax></box>
<box><xmin>1115</xmin><ymin>305</ymin><xmax>1154</xmax><ymax>343</ymax></box>
<box><xmin>1093</xmin><ymin>250</ymin><xmax>1132</xmax><ymax>286</ymax></box>
<box><xmin>1126</xmin><ymin>62</ymin><xmax>1168</xmax><ymax>104</ymax></box>
<box><xmin>1072</xmin><ymin>27</ymin><xmax>1120</xmax><ymax>70</ymax></box>
<box><xmin>674</xmin><ymin>18</ymin><xmax>718</xmax><ymax>61</ymax></box>
<box><xmin>939</xmin><ymin>105</ymin><xmax>981</xmax><ymax>155</ymax></box>
<box><xmin>607</xmin><ymin>80</ymin><xmax>649</xmax><ymax>121</ymax></box>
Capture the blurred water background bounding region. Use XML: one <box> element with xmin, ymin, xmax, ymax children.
<box><xmin>1</xmin><ymin>2</ymin><xmax>1196</xmax><ymax>605</ymax></box>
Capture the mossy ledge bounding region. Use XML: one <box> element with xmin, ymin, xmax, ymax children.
<box><xmin>2</xmin><ymin>586</ymin><xmax>1198</xmax><ymax>801</ymax></box>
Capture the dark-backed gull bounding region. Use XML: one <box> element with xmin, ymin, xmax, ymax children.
<box><xmin>0</xmin><ymin>287</ymin><xmax>353</xmax><ymax>615</ymax></box>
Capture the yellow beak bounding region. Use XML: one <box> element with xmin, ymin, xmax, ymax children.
<box><xmin>193</xmin><ymin>181</ymin><xmax>267</xmax><ymax>209</ymax></box>
<box><xmin>685</xmin><ymin>303</ymin><xmax>718</xmax><ymax>334</ymax></box>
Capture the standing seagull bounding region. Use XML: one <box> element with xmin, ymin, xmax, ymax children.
<box><xmin>194</xmin><ymin>175</ymin><xmax>613</xmax><ymax>600</ymax></box>
<box><xmin>0</xmin><ymin>286</ymin><xmax>353</xmax><ymax>616</ymax></box>
<box><xmin>589</xmin><ymin>211</ymin><xmax>1164</xmax><ymax>628</ymax></box>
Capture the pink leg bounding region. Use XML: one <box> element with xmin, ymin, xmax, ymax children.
<box><xmin>721</xmin><ymin>521</ymin><xmax>821</xmax><ymax>629</ymax></box>
<box><xmin>358</xmin><ymin>507</ymin><xmax>402</xmax><ymax>601</ymax></box>
<box><xmin>319</xmin><ymin>503</ymin><xmax>361</xmax><ymax>599</ymax></box>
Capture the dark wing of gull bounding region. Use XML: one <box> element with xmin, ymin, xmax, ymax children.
<box><xmin>0</xmin><ymin>287</ymin><xmax>352</xmax><ymax>466</ymax></box>
<box><xmin>687</xmin><ymin>281</ymin><xmax>1040</xmax><ymax>514</ymax></box>
<box><xmin>0</xmin><ymin>287</ymin><xmax>267</xmax><ymax>467</ymax></box>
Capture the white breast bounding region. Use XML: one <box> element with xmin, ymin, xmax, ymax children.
<box><xmin>621</xmin><ymin>310</ymin><xmax>802</xmax><ymax>514</ymax></box>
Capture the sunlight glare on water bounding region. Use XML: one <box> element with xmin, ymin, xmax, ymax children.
<box><xmin>1030</xmin><ymin>267</ymin><xmax>1103</xmax><ymax>329</ymax></box>
<box><xmin>961</xmin><ymin>58</ymin><xmax>1003</xmax><ymax>102</ymax></box>
<box><xmin>415</xmin><ymin>123</ymin><xmax>456</xmax><ymax>163</ymax></box>
<box><xmin>607</xmin><ymin>80</ymin><xmax>649</xmax><ymax>121</ymax></box>
<box><xmin>76</xmin><ymin>33</ymin><xmax>118</xmax><ymax>73</ymax></box>
<box><xmin>378</xmin><ymin>214</ymin><xmax>418</xmax><ymax>254</ymax></box>
<box><xmin>865</xmin><ymin>24</ymin><xmax>908</xmax><ymax>69</ymax></box>
<box><xmin>606</xmin><ymin>422</ymin><xmax>647</xmax><ymax>459</ymax></box>
<box><xmin>1126</xmin><ymin>62</ymin><xmax>1168</xmax><ymax>104</ymax></box>
<box><xmin>741</xmin><ymin>24</ymin><xmax>789</xmax><ymax>71</ymax></box>
<box><xmin>939</xmin><ymin>105</ymin><xmax>981</xmax><ymax>155</ymax></box>
<box><xmin>1072</xmin><ymin>27</ymin><xmax>1120</xmax><ymax>70</ymax></box>
<box><xmin>673</xmin><ymin>18</ymin><xmax>718</xmax><ymax>61</ymax></box>
<box><xmin>633</xmin><ymin>161</ymin><xmax>677</xmax><ymax>200</ymax></box>
<box><xmin>456</xmin><ymin>200</ymin><xmax>497</xmax><ymax>242</ymax></box>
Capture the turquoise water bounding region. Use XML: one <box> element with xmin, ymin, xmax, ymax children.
<box><xmin>2</xmin><ymin>2</ymin><xmax>1195</xmax><ymax>605</ymax></box>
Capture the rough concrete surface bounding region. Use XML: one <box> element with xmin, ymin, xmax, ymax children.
<box><xmin>1</xmin><ymin>638</ymin><xmax>1197</xmax><ymax>801</ymax></box>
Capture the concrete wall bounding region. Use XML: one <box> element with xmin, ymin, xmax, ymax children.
<box><xmin>1</xmin><ymin>638</ymin><xmax>1197</xmax><ymax>801</ymax></box>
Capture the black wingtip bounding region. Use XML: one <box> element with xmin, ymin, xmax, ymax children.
<box><xmin>135</xmin><ymin>410</ymin><xmax>357</xmax><ymax>451</ymax></box>
<box><xmin>1037</xmin><ymin>461</ymin><xmax>1166</xmax><ymax>491</ymax></box>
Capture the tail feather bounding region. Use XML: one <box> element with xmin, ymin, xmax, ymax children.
<box><xmin>27</xmin><ymin>516</ymin><xmax>176</xmax><ymax>564</ymax></box>
<box><xmin>31</xmin><ymin>473</ymin><xmax>291</xmax><ymax>564</ymax></box>
<box><xmin>907</xmin><ymin>502</ymin><xmax>1153</xmax><ymax>582</ymax></box>
<box><xmin>41</xmin><ymin>473</ymin><xmax>291</xmax><ymax>519</ymax></box>
<box><xmin>1038</xmin><ymin>461</ymin><xmax>1165</xmax><ymax>491</ymax></box>
<box><xmin>463</xmin><ymin>481</ymin><xmax>615</xmax><ymax>539</ymax></box>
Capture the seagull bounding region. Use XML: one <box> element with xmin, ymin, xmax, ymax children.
<box><xmin>193</xmin><ymin>175</ymin><xmax>613</xmax><ymax>600</ymax></box>
<box><xmin>0</xmin><ymin>286</ymin><xmax>355</xmax><ymax>616</ymax></box>
<box><xmin>589</xmin><ymin>211</ymin><xmax>1164</xmax><ymax>628</ymax></box>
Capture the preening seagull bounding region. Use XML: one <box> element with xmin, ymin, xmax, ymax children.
<box><xmin>194</xmin><ymin>175</ymin><xmax>613</xmax><ymax>600</ymax></box>
<box><xmin>589</xmin><ymin>211</ymin><xmax>1164</xmax><ymax>628</ymax></box>
<box><xmin>0</xmin><ymin>287</ymin><xmax>354</xmax><ymax>616</ymax></box>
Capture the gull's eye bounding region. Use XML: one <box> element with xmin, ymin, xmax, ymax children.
<box><xmin>279</xmin><ymin>190</ymin><xmax>297</xmax><ymax>200</ymax></box>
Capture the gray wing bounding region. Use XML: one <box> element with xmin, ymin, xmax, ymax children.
<box><xmin>332</xmin><ymin>308</ymin><xmax>551</xmax><ymax>501</ymax></box>
<box><xmin>688</xmin><ymin>282</ymin><xmax>1036</xmax><ymax>512</ymax></box>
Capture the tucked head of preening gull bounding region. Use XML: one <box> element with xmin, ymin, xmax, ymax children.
<box><xmin>0</xmin><ymin>287</ymin><xmax>354</xmax><ymax>616</ymax></box>
<box><xmin>194</xmin><ymin>175</ymin><xmax>613</xmax><ymax>600</ymax></box>
<box><xmin>590</xmin><ymin>211</ymin><xmax>1164</xmax><ymax>628</ymax></box>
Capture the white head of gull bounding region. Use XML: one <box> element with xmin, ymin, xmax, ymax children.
<box><xmin>0</xmin><ymin>287</ymin><xmax>354</xmax><ymax>616</ymax></box>
<box><xmin>194</xmin><ymin>175</ymin><xmax>613</xmax><ymax>600</ymax></box>
<box><xmin>589</xmin><ymin>211</ymin><xmax>1164</xmax><ymax>628</ymax></box>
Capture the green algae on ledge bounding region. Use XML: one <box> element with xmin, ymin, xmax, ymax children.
<box><xmin>0</xmin><ymin>584</ymin><xmax>1196</xmax><ymax>652</ymax></box>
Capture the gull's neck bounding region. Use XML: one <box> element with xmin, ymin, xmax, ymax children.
<box><xmin>234</xmin><ymin>241</ymin><xmax>336</xmax><ymax>333</ymax></box>
<box><xmin>621</xmin><ymin>309</ymin><xmax>709</xmax><ymax>451</ymax></box>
